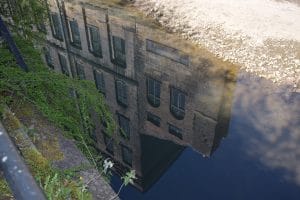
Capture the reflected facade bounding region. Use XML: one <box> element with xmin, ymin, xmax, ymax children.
<box><xmin>43</xmin><ymin>0</ymin><xmax>236</xmax><ymax>191</ymax></box>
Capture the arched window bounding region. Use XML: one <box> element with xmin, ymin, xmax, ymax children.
<box><xmin>115</xmin><ymin>80</ymin><xmax>128</xmax><ymax>106</ymax></box>
<box><xmin>170</xmin><ymin>88</ymin><xmax>185</xmax><ymax>120</ymax></box>
<box><xmin>118</xmin><ymin>114</ymin><xmax>130</xmax><ymax>139</ymax></box>
<box><xmin>121</xmin><ymin>144</ymin><xmax>132</xmax><ymax>166</ymax></box>
<box><xmin>147</xmin><ymin>78</ymin><xmax>161</xmax><ymax>107</ymax></box>
<box><xmin>94</xmin><ymin>70</ymin><xmax>105</xmax><ymax>95</ymax></box>
<box><xmin>58</xmin><ymin>53</ymin><xmax>69</xmax><ymax>76</ymax></box>
<box><xmin>87</xmin><ymin>25</ymin><xmax>102</xmax><ymax>57</ymax></box>
<box><xmin>111</xmin><ymin>36</ymin><xmax>126</xmax><ymax>67</ymax></box>
<box><xmin>68</xmin><ymin>19</ymin><xmax>81</xmax><ymax>48</ymax></box>
<box><xmin>75</xmin><ymin>62</ymin><xmax>85</xmax><ymax>80</ymax></box>
<box><xmin>50</xmin><ymin>12</ymin><xmax>63</xmax><ymax>40</ymax></box>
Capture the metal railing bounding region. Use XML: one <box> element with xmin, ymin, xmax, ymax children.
<box><xmin>0</xmin><ymin>16</ymin><xmax>28</xmax><ymax>72</ymax></box>
<box><xmin>0</xmin><ymin>10</ymin><xmax>48</xmax><ymax>199</ymax></box>
<box><xmin>0</xmin><ymin>122</ymin><xmax>46</xmax><ymax>199</ymax></box>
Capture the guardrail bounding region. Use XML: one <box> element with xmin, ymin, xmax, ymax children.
<box><xmin>0</xmin><ymin>121</ymin><xmax>46</xmax><ymax>200</ymax></box>
<box><xmin>0</xmin><ymin>16</ymin><xmax>29</xmax><ymax>72</ymax></box>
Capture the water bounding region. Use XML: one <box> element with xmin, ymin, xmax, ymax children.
<box><xmin>109</xmin><ymin>73</ymin><xmax>300</xmax><ymax>200</ymax></box>
<box><xmin>42</xmin><ymin>0</ymin><xmax>300</xmax><ymax>199</ymax></box>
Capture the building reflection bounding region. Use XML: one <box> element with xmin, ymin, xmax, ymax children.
<box><xmin>42</xmin><ymin>0</ymin><xmax>236</xmax><ymax>191</ymax></box>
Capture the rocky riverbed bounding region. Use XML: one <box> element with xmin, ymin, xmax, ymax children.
<box><xmin>134</xmin><ymin>0</ymin><xmax>300</xmax><ymax>90</ymax></box>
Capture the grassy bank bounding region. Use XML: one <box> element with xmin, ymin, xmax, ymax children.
<box><xmin>0</xmin><ymin>36</ymin><xmax>116</xmax><ymax>199</ymax></box>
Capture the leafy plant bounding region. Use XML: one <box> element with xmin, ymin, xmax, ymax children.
<box><xmin>109</xmin><ymin>170</ymin><xmax>137</xmax><ymax>200</ymax></box>
<box><xmin>37</xmin><ymin>172</ymin><xmax>92</xmax><ymax>200</ymax></box>
<box><xmin>1</xmin><ymin>0</ymin><xmax>48</xmax><ymax>40</ymax></box>
<box><xmin>0</xmin><ymin>177</ymin><xmax>13</xmax><ymax>199</ymax></box>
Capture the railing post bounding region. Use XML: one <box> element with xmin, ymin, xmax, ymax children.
<box><xmin>0</xmin><ymin>122</ymin><xmax>46</xmax><ymax>200</ymax></box>
<box><xmin>0</xmin><ymin>16</ymin><xmax>29</xmax><ymax>72</ymax></box>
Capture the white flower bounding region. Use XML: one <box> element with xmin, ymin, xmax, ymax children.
<box><xmin>2</xmin><ymin>156</ymin><xmax>8</xmax><ymax>163</ymax></box>
<box><xmin>103</xmin><ymin>158</ymin><xmax>114</xmax><ymax>174</ymax></box>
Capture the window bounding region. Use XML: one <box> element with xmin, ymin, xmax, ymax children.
<box><xmin>58</xmin><ymin>53</ymin><xmax>69</xmax><ymax>76</ymax></box>
<box><xmin>147</xmin><ymin>112</ymin><xmax>161</xmax><ymax>127</ymax></box>
<box><xmin>115</xmin><ymin>80</ymin><xmax>128</xmax><ymax>106</ymax></box>
<box><xmin>118</xmin><ymin>114</ymin><xmax>130</xmax><ymax>139</ymax></box>
<box><xmin>168</xmin><ymin>124</ymin><xmax>183</xmax><ymax>139</ymax></box>
<box><xmin>50</xmin><ymin>13</ymin><xmax>63</xmax><ymax>40</ymax></box>
<box><xmin>112</xmin><ymin>36</ymin><xmax>126</xmax><ymax>67</ymax></box>
<box><xmin>68</xmin><ymin>19</ymin><xmax>81</xmax><ymax>48</ymax></box>
<box><xmin>93</xmin><ymin>70</ymin><xmax>105</xmax><ymax>94</ymax></box>
<box><xmin>45</xmin><ymin>49</ymin><xmax>54</xmax><ymax>69</ymax></box>
<box><xmin>121</xmin><ymin>145</ymin><xmax>132</xmax><ymax>166</ymax></box>
<box><xmin>87</xmin><ymin>25</ymin><xmax>102</xmax><ymax>57</ymax></box>
<box><xmin>75</xmin><ymin>62</ymin><xmax>85</xmax><ymax>80</ymax></box>
<box><xmin>103</xmin><ymin>134</ymin><xmax>114</xmax><ymax>155</ymax></box>
<box><xmin>170</xmin><ymin>88</ymin><xmax>186</xmax><ymax>120</ymax></box>
<box><xmin>147</xmin><ymin>78</ymin><xmax>161</xmax><ymax>107</ymax></box>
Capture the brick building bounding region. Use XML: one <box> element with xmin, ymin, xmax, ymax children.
<box><xmin>11</xmin><ymin>0</ymin><xmax>236</xmax><ymax>190</ymax></box>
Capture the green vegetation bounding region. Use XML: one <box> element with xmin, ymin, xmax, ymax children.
<box><xmin>27</xmin><ymin>149</ymin><xmax>92</xmax><ymax>200</ymax></box>
<box><xmin>2</xmin><ymin>0</ymin><xmax>48</xmax><ymax>40</ymax></box>
<box><xmin>0</xmin><ymin>178</ymin><xmax>13</xmax><ymax>199</ymax></box>
<box><xmin>0</xmin><ymin>103</ymin><xmax>93</xmax><ymax>200</ymax></box>
<box><xmin>110</xmin><ymin>170</ymin><xmax>137</xmax><ymax>200</ymax></box>
<box><xmin>1</xmin><ymin>1</ymin><xmax>137</xmax><ymax>199</ymax></box>
<box><xmin>0</xmin><ymin>36</ymin><xmax>116</xmax><ymax>162</ymax></box>
<box><xmin>0</xmin><ymin>35</ymin><xmax>117</xmax><ymax>198</ymax></box>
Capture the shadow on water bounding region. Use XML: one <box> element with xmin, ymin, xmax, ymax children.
<box><xmin>9</xmin><ymin>0</ymin><xmax>298</xmax><ymax>198</ymax></box>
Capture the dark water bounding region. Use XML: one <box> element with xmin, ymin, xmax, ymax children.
<box><xmin>35</xmin><ymin>0</ymin><xmax>300</xmax><ymax>199</ymax></box>
<box><xmin>110</xmin><ymin>73</ymin><xmax>300</xmax><ymax>200</ymax></box>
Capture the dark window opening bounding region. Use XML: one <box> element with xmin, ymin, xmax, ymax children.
<box><xmin>68</xmin><ymin>19</ymin><xmax>81</xmax><ymax>48</ymax></box>
<box><xmin>121</xmin><ymin>144</ymin><xmax>132</xmax><ymax>166</ymax></box>
<box><xmin>76</xmin><ymin>62</ymin><xmax>85</xmax><ymax>80</ymax></box>
<box><xmin>168</xmin><ymin>124</ymin><xmax>183</xmax><ymax>139</ymax></box>
<box><xmin>45</xmin><ymin>49</ymin><xmax>54</xmax><ymax>69</ymax></box>
<box><xmin>147</xmin><ymin>112</ymin><xmax>161</xmax><ymax>127</ymax></box>
<box><xmin>170</xmin><ymin>88</ymin><xmax>186</xmax><ymax>120</ymax></box>
<box><xmin>118</xmin><ymin>114</ymin><xmax>130</xmax><ymax>139</ymax></box>
<box><xmin>112</xmin><ymin>36</ymin><xmax>126</xmax><ymax>67</ymax></box>
<box><xmin>94</xmin><ymin>70</ymin><xmax>105</xmax><ymax>95</ymax></box>
<box><xmin>147</xmin><ymin>78</ymin><xmax>161</xmax><ymax>107</ymax></box>
<box><xmin>115</xmin><ymin>80</ymin><xmax>128</xmax><ymax>107</ymax></box>
<box><xmin>87</xmin><ymin>25</ymin><xmax>102</xmax><ymax>57</ymax></box>
<box><xmin>58</xmin><ymin>53</ymin><xmax>69</xmax><ymax>76</ymax></box>
<box><xmin>50</xmin><ymin>13</ymin><xmax>63</xmax><ymax>40</ymax></box>
<box><xmin>103</xmin><ymin>134</ymin><xmax>114</xmax><ymax>155</ymax></box>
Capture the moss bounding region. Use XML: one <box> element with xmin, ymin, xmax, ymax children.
<box><xmin>35</xmin><ymin>138</ymin><xmax>64</xmax><ymax>161</ymax></box>
<box><xmin>0</xmin><ymin>177</ymin><xmax>13</xmax><ymax>200</ymax></box>
<box><xmin>20</xmin><ymin>149</ymin><xmax>92</xmax><ymax>200</ymax></box>
<box><xmin>22</xmin><ymin>148</ymin><xmax>52</xmax><ymax>179</ymax></box>
<box><xmin>3</xmin><ymin>111</ymin><xmax>21</xmax><ymax>132</ymax></box>
<box><xmin>12</xmin><ymin>100</ymin><xmax>33</xmax><ymax>118</ymax></box>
